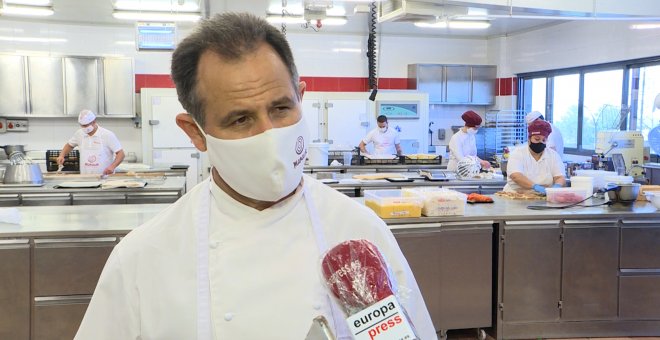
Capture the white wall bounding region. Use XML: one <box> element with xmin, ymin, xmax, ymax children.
<box><xmin>491</xmin><ymin>20</ymin><xmax>660</xmax><ymax>76</ymax></box>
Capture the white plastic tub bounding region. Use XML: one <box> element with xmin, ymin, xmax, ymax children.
<box><xmin>546</xmin><ymin>187</ymin><xmax>589</xmax><ymax>204</ymax></box>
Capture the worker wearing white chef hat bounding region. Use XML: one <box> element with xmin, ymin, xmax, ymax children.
<box><xmin>525</xmin><ymin>111</ymin><xmax>564</xmax><ymax>159</ymax></box>
<box><xmin>56</xmin><ymin>109</ymin><xmax>124</xmax><ymax>175</ymax></box>
<box><xmin>75</xmin><ymin>12</ymin><xmax>436</xmax><ymax>340</ymax></box>
<box><xmin>504</xmin><ymin>120</ymin><xmax>566</xmax><ymax>194</ymax></box>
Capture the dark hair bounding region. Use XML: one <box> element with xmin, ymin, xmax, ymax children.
<box><xmin>377</xmin><ymin>115</ymin><xmax>388</xmax><ymax>123</ymax></box>
<box><xmin>170</xmin><ymin>12</ymin><xmax>300</xmax><ymax>127</ymax></box>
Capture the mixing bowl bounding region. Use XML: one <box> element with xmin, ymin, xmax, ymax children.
<box><xmin>606</xmin><ymin>183</ymin><xmax>640</xmax><ymax>203</ymax></box>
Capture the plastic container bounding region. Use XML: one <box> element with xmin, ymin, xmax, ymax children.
<box><xmin>570</xmin><ymin>176</ymin><xmax>594</xmax><ymax>195</ymax></box>
<box><xmin>604</xmin><ymin>175</ymin><xmax>634</xmax><ymax>185</ymax></box>
<box><xmin>364</xmin><ymin>189</ymin><xmax>423</xmax><ymax>218</ymax></box>
<box><xmin>573</xmin><ymin>170</ymin><xmax>617</xmax><ymax>190</ymax></box>
<box><xmin>644</xmin><ymin>191</ymin><xmax>660</xmax><ymax>210</ymax></box>
<box><xmin>307</xmin><ymin>142</ymin><xmax>329</xmax><ymax>166</ymax></box>
<box><xmin>402</xmin><ymin>187</ymin><xmax>467</xmax><ymax>216</ymax></box>
<box><xmin>545</xmin><ymin>187</ymin><xmax>589</xmax><ymax>204</ymax></box>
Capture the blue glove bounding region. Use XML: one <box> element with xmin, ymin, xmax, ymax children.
<box><xmin>532</xmin><ymin>184</ymin><xmax>546</xmax><ymax>194</ymax></box>
<box><xmin>552</xmin><ymin>183</ymin><xmax>563</xmax><ymax>188</ymax></box>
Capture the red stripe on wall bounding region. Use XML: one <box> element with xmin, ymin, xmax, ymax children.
<box><xmin>136</xmin><ymin>74</ymin><xmax>518</xmax><ymax>96</ymax></box>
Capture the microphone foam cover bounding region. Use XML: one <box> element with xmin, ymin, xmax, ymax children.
<box><xmin>321</xmin><ymin>239</ymin><xmax>394</xmax><ymax>315</ymax></box>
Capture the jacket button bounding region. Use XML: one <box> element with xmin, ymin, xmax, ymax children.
<box><xmin>313</xmin><ymin>303</ymin><xmax>322</xmax><ymax>310</ymax></box>
<box><xmin>224</xmin><ymin>312</ymin><xmax>233</xmax><ymax>321</ymax></box>
<box><xmin>209</xmin><ymin>241</ymin><xmax>219</xmax><ymax>249</ymax></box>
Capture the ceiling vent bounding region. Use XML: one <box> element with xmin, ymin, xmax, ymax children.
<box><xmin>377</xmin><ymin>0</ymin><xmax>468</xmax><ymax>23</ymax></box>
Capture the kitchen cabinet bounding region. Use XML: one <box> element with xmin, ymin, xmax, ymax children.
<box><xmin>27</xmin><ymin>56</ymin><xmax>65</xmax><ymax>116</ymax></box>
<box><xmin>102</xmin><ymin>58</ymin><xmax>134</xmax><ymax>116</ymax></box>
<box><xmin>0</xmin><ymin>55</ymin><xmax>28</xmax><ymax>116</ymax></box>
<box><xmin>65</xmin><ymin>57</ymin><xmax>100</xmax><ymax>116</ymax></box>
<box><xmin>393</xmin><ymin>221</ymin><xmax>492</xmax><ymax>333</ymax></box>
<box><xmin>32</xmin><ymin>237</ymin><xmax>116</xmax><ymax>340</ymax></box>
<box><xmin>500</xmin><ymin>220</ymin><xmax>562</xmax><ymax>323</ymax></box>
<box><xmin>0</xmin><ymin>239</ymin><xmax>30</xmax><ymax>340</ymax></box>
<box><xmin>408</xmin><ymin>64</ymin><xmax>496</xmax><ymax>105</ymax></box>
<box><xmin>561</xmin><ymin>219</ymin><xmax>619</xmax><ymax>321</ymax></box>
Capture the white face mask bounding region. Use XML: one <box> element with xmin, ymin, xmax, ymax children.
<box><xmin>379</xmin><ymin>126</ymin><xmax>388</xmax><ymax>133</ymax></box>
<box><xmin>467</xmin><ymin>128</ymin><xmax>478</xmax><ymax>135</ymax></box>
<box><xmin>204</xmin><ymin>116</ymin><xmax>309</xmax><ymax>202</ymax></box>
<box><xmin>82</xmin><ymin>125</ymin><xmax>94</xmax><ymax>134</ymax></box>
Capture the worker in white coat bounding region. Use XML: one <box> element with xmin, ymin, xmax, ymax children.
<box><xmin>447</xmin><ymin>110</ymin><xmax>490</xmax><ymax>171</ymax></box>
<box><xmin>56</xmin><ymin>110</ymin><xmax>125</xmax><ymax>175</ymax></box>
<box><xmin>359</xmin><ymin>114</ymin><xmax>402</xmax><ymax>156</ymax></box>
<box><xmin>525</xmin><ymin>111</ymin><xmax>564</xmax><ymax>159</ymax></box>
<box><xmin>504</xmin><ymin>120</ymin><xmax>566</xmax><ymax>194</ymax></box>
<box><xmin>75</xmin><ymin>13</ymin><xmax>437</xmax><ymax>340</ymax></box>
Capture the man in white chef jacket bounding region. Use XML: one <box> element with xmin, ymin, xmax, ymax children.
<box><xmin>525</xmin><ymin>111</ymin><xmax>564</xmax><ymax>159</ymax></box>
<box><xmin>359</xmin><ymin>115</ymin><xmax>403</xmax><ymax>156</ymax></box>
<box><xmin>57</xmin><ymin>109</ymin><xmax>125</xmax><ymax>175</ymax></box>
<box><xmin>75</xmin><ymin>12</ymin><xmax>437</xmax><ymax>340</ymax></box>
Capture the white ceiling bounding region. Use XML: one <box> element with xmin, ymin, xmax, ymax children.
<box><xmin>3</xmin><ymin>0</ymin><xmax>660</xmax><ymax>38</ymax></box>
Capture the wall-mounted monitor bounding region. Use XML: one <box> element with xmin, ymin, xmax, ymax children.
<box><xmin>136</xmin><ymin>22</ymin><xmax>176</xmax><ymax>51</ymax></box>
<box><xmin>377</xmin><ymin>101</ymin><xmax>420</xmax><ymax>119</ymax></box>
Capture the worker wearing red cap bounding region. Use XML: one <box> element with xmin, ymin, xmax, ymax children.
<box><xmin>447</xmin><ymin>110</ymin><xmax>491</xmax><ymax>171</ymax></box>
<box><xmin>504</xmin><ymin>120</ymin><xmax>566</xmax><ymax>194</ymax></box>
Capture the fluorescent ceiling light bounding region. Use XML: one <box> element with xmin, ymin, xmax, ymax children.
<box><xmin>414</xmin><ymin>21</ymin><xmax>448</xmax><ymax>28</ymax></box>
<box><xmin>266</xmin><ymin>15</ymin><xmax>307</xmax><ymax>24</ymax></box>
<box><xmin>0</xmin><ymin>4</ymin><xmax>54</xmax><ymax>16</ymax></box>
<box><xmin>320</xmin><ymin>16</ymin><xmax>348</xmax><ymax>26</ymax></box>
<box><xmin>449</xmin><ymin>20</ymin><xmax>491</xmax><ymax>29</ymax></box>
<box><xmin>0</xmin><ymin>36</ymin><xmax>65</xmax><ymax>42</ymax></box>
<box><xmin>115</xmin><ymin>40</ymin><xmax>135</xmax><ymax>45</ymax></box>
<box><xmin>5</xmin><ymin>0</ymin><xmax>51</xmax><ymax>5</ymax></box>
<box><xmin>332</xmin><ymin>48</ymin><xmax>362</xmax><ymax>53</ymax></box>
<box><xmin>631</xmin><ymin>23</ymin><xmax>660</xmax><ymax>29</ymax></box>
<box><xmin>113</xmin><ymin>10</ymin><xmax>200</xmax><ymax>22</ymax></box>
<box><xmin>114</xmin><ymin>0</ymin><xmax>199</xmax><ymax>12</ymax></box>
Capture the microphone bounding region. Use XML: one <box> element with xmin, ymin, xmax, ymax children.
<box><xmin>321</xmin><ymin>239</ymin><xmax>419</xmax><ymax>340</ymax></box>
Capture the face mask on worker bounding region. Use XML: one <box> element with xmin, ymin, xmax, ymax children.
<box><xmin>529</xmin><ymin>141</ymin><xmax>546</xmax><ymax>154</ymax></box>
<box><xmin>82</xmin><ymin>125</ymin><xmax>94</xmax><ymax>134</ymax></box>
<box><xmin>467</xmin><ymin>128</ymin><xmax>478</xmax><ymax>135</ymax></box>
<box><xmin>379</xmin><ymin>126</ymin><xmax>388</xmax><ymax>133</ymax></box>
<box><xmin>203</xmin><ymin>116</ymin><xmax>309</xmax><ymax>202</ymax></box>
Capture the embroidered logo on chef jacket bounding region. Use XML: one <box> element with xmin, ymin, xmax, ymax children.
<box><xmin>86</xmin><ymin>155</ymin><xmax>99</xmax><ymax>167</ymax></box>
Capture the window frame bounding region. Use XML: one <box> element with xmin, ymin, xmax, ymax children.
<box><xmin>517</xmin><ymin>55</ymin><xmax>660</xmax><ymax>156</ymax></box>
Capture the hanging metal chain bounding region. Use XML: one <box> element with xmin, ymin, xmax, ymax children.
<box><xmin>281</xmin><ymin>0</ymin><xmax>287</xmax><ymax>36</ymax></box>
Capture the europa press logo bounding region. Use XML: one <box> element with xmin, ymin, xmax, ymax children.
<box><xmin>295</xmin><ymin>136</ymin><xmax>305</xmax><ymax>155</ymax></box>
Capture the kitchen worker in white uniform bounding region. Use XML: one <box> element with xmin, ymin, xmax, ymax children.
<box><xmin>526</xmin><ymin>111</ymin><xmax>564</xmax><ymax>159</ymax></box>
<box><xmin>504</xmin><ymin>120</ymin><xmax>566</xmax><ymax>194</ymax></box>
<box><xmin>359</xmin><ymin>114</ymin><xmax>402</xmax><ymax>156</ymax></box>
<box><xmin>56</xmin><ymin>110</ymin><xmax>125</xmax><ymax>175</ymax></box>
<box><xmin>75</xmin><ymin>13</ymin><xmax>437</xmax><ymax>340</ymax></box>
<box><xmin>447</xmin><ymin>110</ymin><xmax>490</xmax><ymax>171</ymax></box>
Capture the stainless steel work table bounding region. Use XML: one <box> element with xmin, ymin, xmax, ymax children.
<box><xmin>0</xmin><ymin>177</ymin><xmax>186</xmax><ymax>206</ymax></box>
<box><xmin>304</xmin><ymin>164</ymin><xmax>446</xmax><ymax>173</ymax></box>
<box><xmin>1</xmin><ymin>197</ymin><xmax>659</xmax><ymax>339</ymax></box>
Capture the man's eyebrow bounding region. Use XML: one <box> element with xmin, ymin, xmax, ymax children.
<box><xmin>270</xmin><ymin>96</ymin><xmax>296</xmax><ymax>107</ymax></box>
<box><xmin>221</xmin><ymin>109</ymin><xmax>255</xmax><ymax>125</ymax></box>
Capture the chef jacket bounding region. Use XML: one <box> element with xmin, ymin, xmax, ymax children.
<box><xmin>447</xmin><ymin>129</ymin><xmax>477</xmax><ymax>171</ymax></box>
<box><xmin>503</xmin><ymin>145</ymin><xmax>565</xmax><ymax>192</ymax></box>
<box><xmin>74</xmin><ymin>174</ymin><xmax>437</xmax><ymax>340</ymax></box>
<box><xmin>362</xmin><ymin>127</ymin><xmax>400</xmax><ymax>155</ymax></box>
<box><xmin>67</xmin><ymin>126</ymin><xmax>122</xmax><ymax>174</ymax></box>
<box><xmin>547</xmin><ymin>122</ymin><xmax>564</xmax><ymax>159</ymax></box>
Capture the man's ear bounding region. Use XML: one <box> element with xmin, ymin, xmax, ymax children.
<box><xmin>298</xmin><ymin>81</ymin><xmax>306</xmax><ymax>101</ymax></box>
<box><xmin>176</xmin><ymin>113</ymin><xmax>207</xmax><ymax>152</ymax></box>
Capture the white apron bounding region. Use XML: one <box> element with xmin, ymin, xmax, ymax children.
<box><xmin>80</xmin><ymin>135</ymin><xmax>110</xmax><ymax>174</ymax></box>
<box><xmin>195</xmin><ymin>177</ymin><xmax>348</xmax><ymax>339</ymax></box>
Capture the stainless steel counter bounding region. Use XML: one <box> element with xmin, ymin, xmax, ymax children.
<box><xmin>0</xmin><ymin>177</ymin><xmax>186</xmax><ymax>206</ymax></box>
<box><xmin>304</xmin><ymin>164</ymin><xmax>446</xmax><ymax>173</ymax></box>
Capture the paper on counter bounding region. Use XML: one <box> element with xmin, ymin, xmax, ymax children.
<box><xmin>0</xmin><ymin>208</ymin><xmax>21</xmax><ymax>225</ymax></box>
<box><xmin>101</xmin><ymin>179</ymin><xmax>147</xmax><ymax>189</ymax></box>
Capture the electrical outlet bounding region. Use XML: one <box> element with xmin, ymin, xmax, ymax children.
<box><xmin>6</xmin><ymin>119</ymin><xmax>28</xmax><ymax>132</ymax></box>
<box><xmin>0</xmin><ymin>118</ymin><xmax>6</xmax><ymax>133</ymax></box>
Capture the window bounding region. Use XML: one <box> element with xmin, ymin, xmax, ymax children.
<box><xmin>518</xmin><ymin>56</ymin><xmax>660</xmax><ymax>155</ymax></box>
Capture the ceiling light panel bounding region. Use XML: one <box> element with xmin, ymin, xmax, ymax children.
<box><xmin>114</xmin><ymin>0</ymin><xmax>200</xmax><ymax>12</ymax></box>
<box><xmin>4</xmin><ymin>0</ymin><xmax>51</xmax><ymax>5</ymax></box>
<box><xmin>113</xmin><ymin>10</ymin><xmax>201</xmax><ymax>22</ymax></box>
<box><xmin>0</xmin><ymin>5</ymin><xmax>54</xmax><ymax>16</ymax></box>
